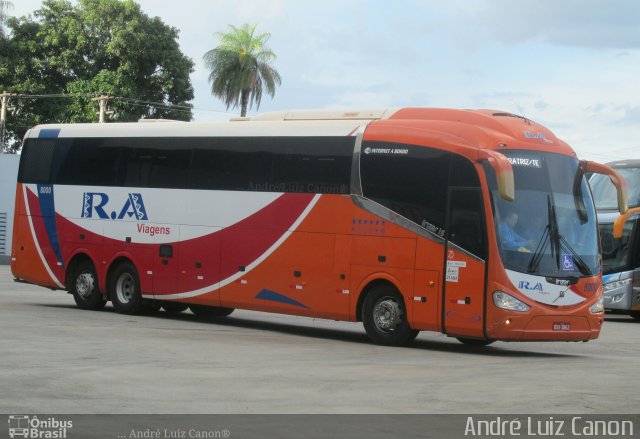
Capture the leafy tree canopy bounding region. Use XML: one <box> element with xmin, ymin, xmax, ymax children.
<box><xmin>0</xmin><ymin>0</ymin><xmax>194</xmax><ymax>151</ymax></box>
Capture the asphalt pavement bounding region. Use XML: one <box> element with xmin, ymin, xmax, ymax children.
<box><xmin>1</xmin><ymin>265</ymin><xmax>639</xmax><ymax>414</ymax></box>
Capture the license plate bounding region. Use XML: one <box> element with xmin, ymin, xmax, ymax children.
<box><xmin>553</xmin><ymin>322</ymin><xmax>571</xmax><ymax>331</ymax></box>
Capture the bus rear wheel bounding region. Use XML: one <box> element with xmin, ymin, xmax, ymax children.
<box><xmin>70</xmin><ymin>260</ymin><xmax>106</xmax><ymax>310</ymax></box>
<box><xmin>110</xmin><ymin>262</ymin><xmax>143</xmax><ymax>314</ymax></box>
<box><xmin>189</xmin><ymin>304</ymin><xmax>234</xmax><ymax>318</ymax></box>
<box><xmin>362</xmin><ymin>285</ymin><xmax>419</xmax><ymax>346</ymax></box>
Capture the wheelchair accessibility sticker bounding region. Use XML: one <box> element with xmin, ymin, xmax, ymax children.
<box><xmin>561</xmin><ymin>254</ymin><xmax>574</xmax><ymax>271</ymax></box>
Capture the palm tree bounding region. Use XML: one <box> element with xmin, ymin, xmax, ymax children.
<box><xmin>203</xmin><ymin>23</ymin><xmax>281</xmax><ymax>117</ymax></box>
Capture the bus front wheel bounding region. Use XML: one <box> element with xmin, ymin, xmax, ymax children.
<box><xmin>110</xmin><ymin>262</ymin><xmax>143</xmax><ymax>314</ymax></box>
<box><xmin>362</xmin><ymin>285</ymin><xmax>419</xmax><ymax>346</ymax></box>
<box><xmin>70</xmin><ymin>260</ymin><xmax>106</xmax><ymax>310</ymax></box>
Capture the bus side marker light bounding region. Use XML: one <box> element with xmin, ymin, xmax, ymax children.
<box><xmin>146</xmin><ymin>271</ymin><xmax>153</xmax><ymax>275</ymax></box>
<box><xmin>197</xmin><ymin>276</ymin><xmax>204</xmax><ymax>280</ymax></box>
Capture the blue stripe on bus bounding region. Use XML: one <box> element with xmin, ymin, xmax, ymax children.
<box><xmin>37</xmin><ymin>184</ymin><xmax>64</xmax><ymax>266</ymax></box>
<box><xmin>255</xmin><ymin>289</ymin><xmax>309</xmax><ymax>309</ymax></box>
<box><xmin>38</xmin><ymin>128</ymin><xmax>61</xmax><ymax>139</ymax></box>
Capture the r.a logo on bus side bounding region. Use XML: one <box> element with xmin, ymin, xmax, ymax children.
<box><xmin>81</xmin><ymin>192</ymin><xmax>148</xmax><ymax>220</ymax></box>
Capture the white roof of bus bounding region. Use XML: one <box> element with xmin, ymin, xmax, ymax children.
<box><xmin>27</xmin><ymin>108</ymin><xmax>400</xmax><ymax>138</ymax></box>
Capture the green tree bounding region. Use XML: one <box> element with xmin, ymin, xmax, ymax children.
<box><xmin>204</xmin><ymin>23</ymin><xmax>281</xmax><ymax>117</ymax></box>
<box><xmin>0</xmin><ymin>0</ymin><xmax>194</xmax><ymax>151</ymax></box>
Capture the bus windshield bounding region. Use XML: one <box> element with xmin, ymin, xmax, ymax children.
<box><xmin>591</xmin><ymin>166</ymin><xmax>640</xmax><ymax>210</ymax></box>
<box><xmin>486</xmin><ymin>151</ymin><xmax>600</xmax><ymax>277</ymax></box>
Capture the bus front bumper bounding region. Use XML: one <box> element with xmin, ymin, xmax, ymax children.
<box><xmin>603</xmin><ymin>285</ymin><xmax>634</xmax><ymax>311</ymax></box>
<box><xmin>487</xmin><ymin>313</ymin><xmax>604</xmax><ymax>342</ymax></box>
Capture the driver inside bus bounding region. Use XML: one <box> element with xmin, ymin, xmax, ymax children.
<box><xmin>499</xmin><ymin>211</ymin><xmax>534</xmax><ymax>252</ymax></box>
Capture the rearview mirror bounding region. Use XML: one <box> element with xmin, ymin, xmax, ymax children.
<box><xmin>479</xmin><ymin>150</ymin><xmax>514</xmax><ymax>202</ymax></box>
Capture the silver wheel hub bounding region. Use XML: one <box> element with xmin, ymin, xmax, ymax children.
<box><xmin>116</xmin><ymin>273</ymin><xmax>135</xmax><ymax>304</ymax></box>
<box><xmin>76</xmin><ymin>272</ymin><xmax>95</xmax><ymax>298</ymax></box>
<box><xmin>373</xmin><ymin>298</ymin><xmax>402</xmax><ymax>332</ymax></box>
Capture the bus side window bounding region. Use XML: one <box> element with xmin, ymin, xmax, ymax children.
<box><xmin>448</xmin><ymin>191</ymin><xmax>486</xmax><ymax>259</ymax></box>
<box><xmin>447</xmin><ymin>155</ymin><xmax>485</xmax><ymax>258</ymax></box>
<box><xmin>121</xmin><ymin>144</ymin><xmax>190</xmax><ymax>189</ymax></box>
<box><xmin>52</xmin><ymin>138</ymin><xmax>120</xmax><ymax>186</ymax></box>
<box><xmin>190</xmin><ymin>138</ymin><xmax>273</xmax><ymax>191</ymax></box>
<box><xmin>18</xmin><ymin>139</ymin><xmax>55</xmax><ymax>184</ymax></box>
<box><xmin>360</xmin><ymin>142</ymin><xmax>450</xmax><ymax>233</ymax></box>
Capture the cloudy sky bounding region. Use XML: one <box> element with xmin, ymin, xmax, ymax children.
<box><xmin>7</xmin><ymin>0</ymin><xmax>640</xmax><ymax>162</ymax></box>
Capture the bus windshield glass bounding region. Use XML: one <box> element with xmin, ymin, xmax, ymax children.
<box><xmin>590</xmin><ymin>166</ymin><xmax>640</xmax><ymax>210</ymax></box>
<box><xmin>485</xmin><ymin>151</ymin><xmax>600</xmax><ymax>277</ymax></box>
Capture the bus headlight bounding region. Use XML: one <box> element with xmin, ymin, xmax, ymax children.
<box><xmin>493</xmin><ymin>291</ymin><xmax>530</xmax><ymax>312</ymax></box>
<box><xmin>589</xmin><ymin>297</ymin><xmax>604</xmax><ymax>314</ymax></box>
<box><xmin>603</xmin><ymin>278</ymin><xmax>631</xmax><ymax>291</ymax></box>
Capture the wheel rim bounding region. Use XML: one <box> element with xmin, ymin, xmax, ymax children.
<box><xmin>76</xmin><ymin>271</ymin><xmax>95</xmax><ymax>299</ymax></box>
<box><xmin>116</xmin><ymin>273</ymin><xmax>135</xmax><ymax>304</ymax></box>
<box><xmin>373</xmin><ymin>297</ymin><xmax>403</xmax><ymax>333</ymax></box>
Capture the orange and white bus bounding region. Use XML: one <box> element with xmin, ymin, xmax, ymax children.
<box><xmin>11</xmin><ymin>108</ymin><xmax>628</xmax><ymax>346</ymax></box>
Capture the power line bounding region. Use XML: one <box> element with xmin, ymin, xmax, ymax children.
<box><xmin>2</xmin><ymin>92</ymin><xmax>238</xmax><ymax>116</ymax></box>
<box><xmin>5</xmin><ymin>92</ymin><xmax>194</xmax><ymax>112</ymax></box>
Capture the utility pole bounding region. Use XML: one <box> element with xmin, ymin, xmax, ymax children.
<box><xmin>0</xmin><ymin>91</ymin><xmax>14</xmax><ymax>151</ymax></box>
<box><xmin>91</xmin><ymin>95</ymin><xmax>113</xmax><ymax>123</ymax></box>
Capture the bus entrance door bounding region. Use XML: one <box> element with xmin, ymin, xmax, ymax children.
<box><xmin>442</xmin><ymin>187</ymin><xmax>487</xmax><ymax>338</ymax></box>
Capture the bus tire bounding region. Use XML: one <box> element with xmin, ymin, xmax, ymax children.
<box><xmin>456</xmin><ymin>337</ymin><xmax>495</xmax><ymax>347</ymax></box>
<box><xmin>70</xmin><ymin>260</ymin><xmax>106</xmax><ymax>310</ymax></box>
<box><xmin>189</xmin><ymin>304</ymin><xmax>235</xmax><ymax>318</ymax></box>
<box><xmin>162</xmin><ymin>302</ymin><xmax>189</xmax><ymax>313</ymax></box>
<box><xmin>362</xmin><ymin>285</ymin><xmax>419</xmax><ymax>346</ymax></box>
<box><xmin>110</xmin><ymin>262</ymin><xmax>144</xmax><ymax>314</ymax></box>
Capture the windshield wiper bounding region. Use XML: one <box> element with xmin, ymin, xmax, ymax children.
<box><xmin>528</xmin><ymin>195</ymin><xmax>561</xmax><ymax>273</ymax></box>
<box><xmin>527</xmin><ymin>224</ymin><xmax>550</xmax><ymax>273</ymax></box>
<box><xmin>548</xmin><ymin>195</ymin><xmax>561</xmax><ymax>269</ymax></box>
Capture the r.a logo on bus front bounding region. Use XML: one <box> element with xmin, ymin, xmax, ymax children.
<box><xmin>519</xmin><ymin>281</ymin><xmax>544</xmax><ymax>292</ymax></box>
<box><xmin>81</xmin><ymin>192</ymin><xmax>148</xmax><ymax>220</ymax></box>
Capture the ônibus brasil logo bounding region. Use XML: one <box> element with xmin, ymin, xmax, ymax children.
<box><xmin>8</xmin><ymin>415</ymin><xmax>73</xmax><ymax>438</ymax></box>
<box><xmin>81</xmin><ymin>192</ymin><xmax>148</xmax><ymax>220</ymax></box>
